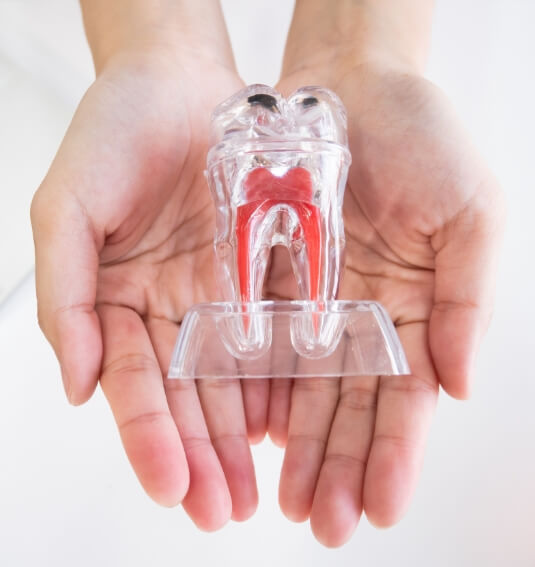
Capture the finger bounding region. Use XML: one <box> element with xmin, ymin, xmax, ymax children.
<box><xmin>267</xmin><ymin>328</ymin><xmax>298</xmax><ymax>448</ymax></box>
<box><xmin>279</xmin><ymin>376</ymin><xmax>340</xmax><ymax>522</ymax></box>
<box><xmin>430</xmin><ymin>189</ymin><xmax>505</xmax><ymax>398</ymax></box>
<box><xmin>363</xmin><ymin>322</ymin><xmax>438</xmax><ymax>527</ymax></box>
<box><xmin>147</xmin><ymin>317</ymin><xmax>232</xmax><ymax>531</ymax></box>
<box><xmin>31</xmin><ymin>188</ymin><xmax>102</xmax><ymax>405</ymax></box>
<box><xmin>241</xmin><ymin>379</ymin><xmax>270</xmax><ymax>443</ymax></box>
<box><xmin>196</xmin><ymin>376</ymin><xmax>259</xmax><ymax>522</ymax></box>
<box><xmin>98</xmin><ymin>304</ymin><xmax>188</xmax><ymax>507</ymax></box>
<box><xmin>267</xmin><ymin>378</ymin><xmax>292</xmax><ymax>447</ymax></box>
<box><xmin>309</xmin><ymin>375</ymin><xmax>378</xmax><ymax>547</ymax></box>
<box><xmin>238</xmin><ymin>352</ymin><xmax>270</xmax><ymax>444</ymax></box>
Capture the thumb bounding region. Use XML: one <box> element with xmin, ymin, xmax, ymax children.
<box><xmin>31</xmin><ymin>185</ymin><xmax>102</xmax><ymax>405</ymax></box>
<box><xmin>429</xmin><ymin>181</ymin><xmax>505</xmax><ymax>399</ymax></box>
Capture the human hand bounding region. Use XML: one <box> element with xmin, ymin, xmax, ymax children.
<box><xmin>263</xmin><ymin>43</ymin><xmax>505</xmax><ymax>546</ymax></box>
<box><xmin>30</xmin><ymin>11</ymin><xmax>260</xmax><ymax>529</ymax></box>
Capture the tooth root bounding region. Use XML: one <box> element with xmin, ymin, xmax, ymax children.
<box><xmin>236</xmin><ymin>199</ymin><xmax>324</xmax><ymax>303</ymax></box>
<box><xmin>293</xmin><ymin>202</ymin><xmax>322</xmax><ymax>301</ymax></box>
<box><xmin>236</xmin><ymin>200</ymin><xmax>273</xmax><ymax>303</ymax></box>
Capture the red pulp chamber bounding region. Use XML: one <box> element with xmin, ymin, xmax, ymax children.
<box><xmin>236</xmin><ymin>167</ymin><xmax>321</xmax><ymax>302</ymax></box>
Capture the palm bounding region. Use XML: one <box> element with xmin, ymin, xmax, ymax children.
<box><xmin>92</xmin><ymin>61</ymin><xmax>244</xmax><ymax>317</ymax></box>
<box><xmin>340</xmin><ymin>68</ymin><xmax>467</xmax><ymax>317</ymax></box>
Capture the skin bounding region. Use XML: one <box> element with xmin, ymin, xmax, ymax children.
<box><xmin>30</xmin><ymin>0</ymin><xmax>505</xmax><ymax>548</ymax></box>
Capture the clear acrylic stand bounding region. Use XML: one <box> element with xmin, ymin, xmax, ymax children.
<box><xmin>168</xmin><ymin>85</ymin><xmax>410</xmax><ymax>380</ymax></box>
<box><xmin>168</xmin><ymin>301</ymin><xmax>409</xmax><ymax>379</ymax></box>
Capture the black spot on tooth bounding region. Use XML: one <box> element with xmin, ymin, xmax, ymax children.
<box><xmin>247</xmin><ymin>93</ymin><xmax>278</xmax><ymax>111</ymax></box>
<box><xmin>302</xmin><ymin>96</ymin><xmax>318</xmax><ymax>108</ymax></box>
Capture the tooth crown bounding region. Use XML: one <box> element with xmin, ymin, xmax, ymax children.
<box><xmin>210</xmin><ymin>84</ymin><xmax>348</xmax><ymax>146</ymax></box>
<box><xmin>206</xmin><ymin>84</ymin><xmax>351</xmax><ymax>304</ymax></box>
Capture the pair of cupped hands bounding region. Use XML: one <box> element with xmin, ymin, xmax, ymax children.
<box><xmin>30</xmin><ymin>34</ymin><xmax>504</xmax><ymax>547</ymax></box>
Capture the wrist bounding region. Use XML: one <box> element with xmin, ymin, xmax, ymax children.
<box><xmin>282</xmin><ymin>0</ymin><xmax>433</xmax><ymax>79</ymax></box>
<box><xmin>80</xmin><ymin>0</ymin><xmax>236</xmax><ymax>76</ymax></box>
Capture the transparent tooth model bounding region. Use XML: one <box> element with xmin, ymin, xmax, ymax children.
<box><xmin>168</xmin><ymin>84</ymin><xmax>409</xmax><ymax>379</ymax></box>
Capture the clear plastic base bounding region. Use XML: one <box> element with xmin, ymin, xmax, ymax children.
<box><xmin>168</xmin><ymin>301</ymin><xmax>409</xmax><ymax>379</ymax></box>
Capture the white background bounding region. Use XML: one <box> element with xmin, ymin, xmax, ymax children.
<box><xmin>0</xmin><ymin>1</ymin><xmax>534</xmax><ymax>565</ymax></box>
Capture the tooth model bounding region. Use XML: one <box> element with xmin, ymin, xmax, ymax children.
<box><xmin>167</xmin><ymin>85</ymin><xmax>409</xmax><ymax>380</ymax></box>
<box><xmin>207</xmin><ymin>84</ymin><xmax>349</xmax><ymax>305</ymax></box>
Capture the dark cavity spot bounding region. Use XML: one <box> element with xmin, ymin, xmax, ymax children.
<box><xmin>247</xmin><ymin>93</ymin><xmax>278</xmax><ymax>110</ymax></box>
<box><xmin>302</xmin><ymin>96</ymin><xmax>318</xmax><ymax>108</ymax></box>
